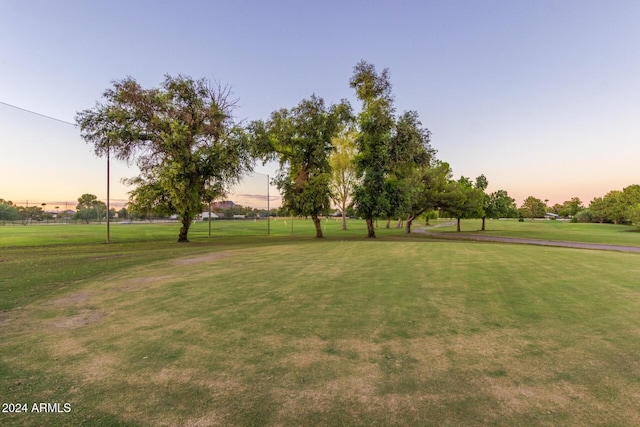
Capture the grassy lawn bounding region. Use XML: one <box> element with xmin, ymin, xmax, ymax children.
<box><xmin>1</xmin><ymin>221</ymin><xmax>639</xmax><ymax>426</ymax></box>
<box><xmin>428</xmin><ymin>218</ymin><xmax>640</xmax><ymax>247</ymax></box>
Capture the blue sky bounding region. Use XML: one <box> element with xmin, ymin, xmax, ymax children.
<box><xmin>1</xmin><ymin>0</ymin><xmax>639</xmax><ymax>208</ymax></box>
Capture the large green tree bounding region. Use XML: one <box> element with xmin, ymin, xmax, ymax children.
<box><xmin>475</xmin><ymin>174</ymin><xmax>489</xmax><ymax>230</ymax></box>
<box><xmin>439</xmin><ymin>176</ymin><xmax>484</xmax><ymax>232</ymax></box>
<box><xmin>484</xmin><ymin>190</ymin><xmax>518</xmax><ymax>222</ymax></box>
<box><xmin>76</xmin><ymin>193</ymin><xmax>106</xmax><ymax>224</ymax></box>
<box><xmin>76</xmin><ymin>75</ymin><xmax>253</xmax><ymax>242</ymax></box>
<box><xmin>520</xmin><ymin>196</ymin><xmax>547</xmax><ymax>220</ymax></box>
<box><xmin>587</xmin><ymin>185</ymin><xmax>640</xmax><ymax>224</ymax></box>
<box><xmin>590</xmin><ymin>191</ymin><xmax>626</xmax><ymax>224</ymax></box>
<box><xmin>621</xmin><ymin>184</ymin><xmax>640</xmax><ymax>226</ymax></box>
<box><xmin>16</xmin><ymin>205</ymin><xmax>44</xmax><ymax>224</ymax></box>
<box><xmin>260</xmin><ymin>95</ymin><xmax>350</xmax><ymax>238</ymax></box>
<box><xmin>403</xmin><ymin>161</ymin><xmax>451</xmax><ymax>234</ymax></box>
<box><xmin>0</xmin><ymin>200</ymin><xmax>20</xmax><ymax>221</ymax></box>
<box><xmin>386</xmin><ymin>110</ymin><xmax>435</xmax><ymax>229</ymax></box>
<box><xmin>350</xmin><ymin>61</ymin><xmax>395</xmax><ymax>238</ymax></box>
<box><xmin>556</xmin><ymin>197</ymin><xmax>584</xmax><ymax>217</ymax></box>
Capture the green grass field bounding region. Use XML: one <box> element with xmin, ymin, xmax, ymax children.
<box><xmin>1</xmin><ymin>220</ymin><xmax>639</xmax><ymax>426</ymax></box>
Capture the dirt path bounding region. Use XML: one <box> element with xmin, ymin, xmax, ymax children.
<box><xmin>415</xmin><ymin>225</ymin><xmax>640</xmax><ymax>253</ymax></box>
<box><xmin>415</xmin><ymin>220</ymin><xmax>458</xmax><ymax>230</ymax></box>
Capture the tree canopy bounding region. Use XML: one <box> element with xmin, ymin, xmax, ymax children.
<box><xmin>69</xmin><ymin>63</ymin><xmax>640</xmax><ymax>241</ymax></box>
<box><xmin>520</xmin><ymin>196</ymin><xmax>547</xmax><ymax>220</ymax></box>
<box><xmin>76</xmin><ymin>193</ymin><xmax>106</xmax><ymax>224</ymax></box>
<box><xmin>439</xmin><ymin>176</ymin><xmax>485</xmax><ymax>232</ymax></box>
<box><xmin>485</xmin><ymin>190</ymin><xmax>518</xmax><ymax>220</ymax></box>
<box><xmin>76</xmin><ymin>74</ymin><xmax>254</xmax><ymax>242</ymax></box>
<box><xmin>257</xmin><ymin>95</ymin><xmax>351</xmax><ymax>238</ymax></box>
<box><xmin>329</xmin><ymin>128</ymin><xmax>358</xmax><ymax>230</ymax></box>
<box><xmin>349</xmin><ymin>61</ymin><xmax>396</xmax><ymax>238</ymax></box>
<box><xmin>0</xmin><ymin>200</ymin><xmax>20</xmax><ymax>221</ymax></box>
<box><xmin>588</xmin><ymin>185</ymin><xmax>640</xmax><ymax>225</ymax></box>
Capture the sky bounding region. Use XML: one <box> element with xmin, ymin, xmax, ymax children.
<box><xmin>1</xmin><ymin>0</ymin><xmax>639</xmax><ymax>210</ymax></box>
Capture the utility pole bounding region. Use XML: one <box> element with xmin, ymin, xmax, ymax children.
<box><xmin>106</xmin><ymin>146</ymin><xmax>110</xmax><ymax>244</ymax></box>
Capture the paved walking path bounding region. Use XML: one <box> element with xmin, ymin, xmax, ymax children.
<box><xmin>414</xmin><ymin>222</ymin><xmax>640</xmax><ymax>253</ymax></box>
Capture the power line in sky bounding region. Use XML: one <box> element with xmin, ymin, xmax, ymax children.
<box><xmin>0</xmin><ymin>100</ymin><xmax>76</xmax><ymax>126</ymax></box>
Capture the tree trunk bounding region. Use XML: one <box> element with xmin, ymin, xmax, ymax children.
<box><xmin>365</xmin><ymin>217</ymin><xmax>376</xmax><ymax>238</ymax></box>
<box><xmin>457</xmin><ymin>217</ymin><xmax>461</xmax><ymax>232</ymax></box>
<box><xmin>481</xmin><ymin>216</ymin><xmax>486</xmax><ymax>231</ymax></box>
<box><xmin>396</xmin><ymin>217</ymin><xmax>403</xmax><ymax>228</ymax></box>
<box><xmin>385</xmin><ymin>218</ymin><xmax>391</xmax><ymax>229</ymax></box>
<box><xmin>178</xmin><ymin>213</ymin><xmax>193</xmax><ymax>242</ymax></box>
<box><xmin>312</xmin><ymin>214</ymin><xmax>323</xmax><ymax>238</ymax></box>
<box><xmin>405</xmin><ymin>215</ymin><xmax>415</xmax><ymax>234</ymax></box>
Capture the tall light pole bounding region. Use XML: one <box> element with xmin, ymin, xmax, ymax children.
<box><xmin>208</xmin><ymin>199</ymin><xmax>212</xmax><ymax>238</ymax></box>
<box><xmin>106</xmin><ymin>145</ymin><xmax>110</xmax><ymax>244</ymax></box>
<box><xmin>267</xmin><ymin>174</ymin><xmax>270</xmax><ymax>236</ymax></box>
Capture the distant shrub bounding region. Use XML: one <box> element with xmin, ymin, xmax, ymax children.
<box><xmin>574</xmin><ymin>209</ymin><xmax>594</xmax><ymax>223</ymax></box>
<box><xmin>0</xmin><ymin>203</ymin><xmax>20</xmax><ymax>221</ymax></box>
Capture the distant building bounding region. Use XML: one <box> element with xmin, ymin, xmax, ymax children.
<box><xmin>211</xmin><ymin>200</ymin><xmax>236</xmax><ymax>210</ymax></box>
<box><xmin>201</xmin><ymin>212</ymin><xmax>220</xmax><ymax>220</ymax></box>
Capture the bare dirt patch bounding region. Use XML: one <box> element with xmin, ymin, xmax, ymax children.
<box><xmin>0</xmin><ymin>312</ymin><xmax>10</xmax><ymax>327</ymax></box>
<box><xmin>48</xmin><ymin>291</ymin><xmax>93</xmax><ymax>307</ymax></box>
<box><xmin>52</xmin><ymin>309</ymin><xmax>108</xmax><ymax>329</ymax></box>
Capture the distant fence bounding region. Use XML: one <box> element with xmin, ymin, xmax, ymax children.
<box><xmin>4</xmin><ymin>170</ymin><xmax>280</xmax><ymax>219</ymax></box>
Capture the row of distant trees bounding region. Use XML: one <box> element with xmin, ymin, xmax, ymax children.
<box><xmin>6</xmin><ymin>185</ymin><xmax>637</xmax><ymax>226</ymax></box>
<box><xmin>0</xmin><ymin>196</ymin><xmax>128</xmax><ymax>224</ymax></box>
<box><xmin>0</xmin><ymin>193</ymin><xmax>286</xmax><ymax>224</ymax></box>
<box><xmin>585</xmin><ymin>185</ymin><xmax>640</xmax><ymax>224</ymax></box>
<box><xmin>0</xmin><ymin>199</ymin><xmax>50</xmax><ymax>222</ymax></box>
<box><xmin>511</xmin><ymin>184</ymin><xmax>640</xmax><ymax>226</ymax></box>
<box><xmin>0</xmin><ymin>199</ymin><xmax>82</xmax><ymax>223</ymax></box>
<box><xmin>542</xmin><ymin>185</ymin><xmax>640</xmax><ymax>225</ymax></box>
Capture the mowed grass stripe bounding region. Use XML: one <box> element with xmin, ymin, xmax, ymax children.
<box><xmin>1</xmin><ymin>240</ymin><xmax>639</xmax><ymax>426</ymax></box>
